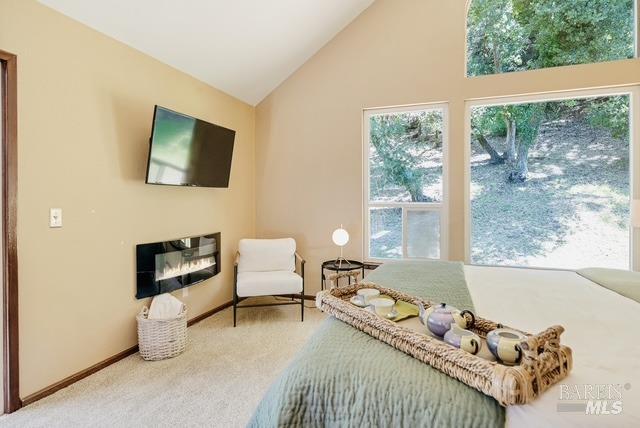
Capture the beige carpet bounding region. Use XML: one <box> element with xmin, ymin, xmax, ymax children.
<box><xmin>0</xmin><ymin>299</ymin><xmax>325</xmax><ymax>428</ymax></box>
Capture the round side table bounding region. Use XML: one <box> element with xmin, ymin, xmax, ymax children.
<box><xmin>320</xmin><ymin>259</ymin><xmax>365</xmax><ymax>290</ymax></box>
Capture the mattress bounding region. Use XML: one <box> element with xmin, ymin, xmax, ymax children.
<box><xmin>465</xmin><ymin>266</ymin><xmax>640</xmax><ymax>427</ymax></box>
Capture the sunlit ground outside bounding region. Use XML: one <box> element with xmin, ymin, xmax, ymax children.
<box><xmin>470</xmin><ymin>97</ymin><xmax>630</xmax><ymax>269</ymax></box>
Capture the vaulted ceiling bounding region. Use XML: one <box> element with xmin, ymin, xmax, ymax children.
<box><xmin>39</xmin><ymin>0</ymin><xmax>375</xmax><ymax>105</ymax></box>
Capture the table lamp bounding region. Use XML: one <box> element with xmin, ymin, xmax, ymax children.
<box><xmin>332</xmin><ymin>225</ymin><xmax>350</xmax><ymax>267</ymax></box>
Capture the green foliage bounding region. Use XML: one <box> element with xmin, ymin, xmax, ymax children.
<box><xmin>370</xmin><ymin>111</ymin><xmax>442</xmax><ymax>202</ymax></box>
<box><xmin>468</xmin><ymin>0</ymin><xmax>634</xmax><ymax>75</ymax></box>
<box><xmin>514</xmin><ymin>0</ymin><xmax>634</xmax><ymax>69</ymax></box>
<box><xmin>467</xmin><ymin>0</ymin><xmax>528</xmax><ymax>75</ymax></box>
<box><xmin>585</xmin><ymin>96</ymin><xmax>630</xmax><ymax>139</ymax></box>
<box><xmin>471</xmin><ymin>106</ymin><xmax>508</xmax><ymax>137</ymax></box>
<box><xmin>472</xmin><ymin>103</ymin><xmax>546</xmax><ymax>147</ymax></box>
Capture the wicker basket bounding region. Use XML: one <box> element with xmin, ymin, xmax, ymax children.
<box><xmin>136</xmin><ymin>305</ymin><xmax>187</xmax><ymax>361</ymax></box>
<box><xmin>316</xmin><ymin>283</ymin><xmax>573</xmax><ymax>405</ymax></box>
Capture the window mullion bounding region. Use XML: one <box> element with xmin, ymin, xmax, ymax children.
<box><xmin>402</xmin><ymin>206</ymin><xmax>408</xmax><ymax>258</ymax></box>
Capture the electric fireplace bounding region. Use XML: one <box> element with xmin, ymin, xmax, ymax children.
<box><xmin>136</xmin><ymin>233</ymin><xmax>221</xmax><ymax>299</ymax></box>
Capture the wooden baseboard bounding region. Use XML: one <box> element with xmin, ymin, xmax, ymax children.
<box><xmin>21</xmin><ymin>344</ymin><xmax>139</xmax><ymax>406</ymax></box>
<box><xmin>21</xmin><ymin>300</ymin><xmax>233</xmax><ymax>407</ymax></box>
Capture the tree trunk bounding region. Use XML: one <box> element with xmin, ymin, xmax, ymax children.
<box><xmin>410</xmin><ymin>192</ymin><xmax>428</xmax><ymax>202</ymax></box>
<box><xmin>475</xmin><ymin>134</ymin><xmax>504</xmax><ymax>164</ymax></box>
<box><xmin>508</xmin><ymin>141</ymin><xmax>530</xmax><ymax>182</ymax></box>
<box><xmin>492</xmin><ymin>43</ymin><xmax>501</xmax><ymax>73</ymax></box>
<box><xmin>503</xmin><ymin>118</ymin><xmax>517</xmax><ymax>164</ymax></box>
<box><xmin>409</xmin><ymin>187</ymin><xmax>430</xmax><ymax>202</ymax></box>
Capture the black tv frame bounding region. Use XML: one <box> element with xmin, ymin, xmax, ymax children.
<box><xmin>144</xmin><ymin>105</ymin><xmax>235</xmax><ymax>188</ymax></box>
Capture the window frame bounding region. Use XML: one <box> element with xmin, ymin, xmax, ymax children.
<box><xmin>463</xmin><ymin>86</ymin><xmax>640</xmax><ymax>271</ymax></box>
<box><xmin>363</xmin><ymin>103</ymin><xmax>449</xmax><ymax>263</ymax></box>
<box><xmin>464</xmin><ymin>0</ymin><xmax>640</xmax><ymax>79</ymax></box>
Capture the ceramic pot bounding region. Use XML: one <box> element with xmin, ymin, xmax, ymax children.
<box><xmin>417</xmin><ymin>302</ymin><xmax>475</xmax><ymax>337</ymax></box>
<box><xmin>443</xmin><ymin>324</ymin><xmax>481</xmax><ymax>355</ymax></box>
<box><xmin>486</xmin><ymin>328</ymin><xmax>526</xmax><ymax>365</ymax></box>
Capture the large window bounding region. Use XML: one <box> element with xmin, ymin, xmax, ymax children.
<box><xmin>364</xmin><ymin>105</ymin><xmax>447</xmax><ymax>260</ymax></box>
<box><xmin>467</xmin><ymin>0</ymin><xmax>636</xmax><ymax>77</ymax></box>
<box><xmin>468</xmin><ymin>90</ymin><xmax>635</xmax><ymax>269</ymax></box>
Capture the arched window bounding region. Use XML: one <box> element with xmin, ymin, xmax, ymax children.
<box><xmin>466</xmin><ymin>0</ymin><xmax>636</xmax><ymax>77</ymax></box>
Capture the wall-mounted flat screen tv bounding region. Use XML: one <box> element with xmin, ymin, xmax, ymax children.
<box><xmin>145</xmin><ymin>106</ymin><xmax>235</xmax><ymax>187</ymax></box>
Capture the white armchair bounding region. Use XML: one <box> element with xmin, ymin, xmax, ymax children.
<box><xmin>233</xmin><ymin>238</ymin><xmax>305</xmax><ymax>326</ymax></box>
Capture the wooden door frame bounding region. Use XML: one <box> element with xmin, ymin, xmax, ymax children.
<box><xmin>0</xmin><ymin>49</ymin><xmax>20</xmax><ymax>413</ymax></box>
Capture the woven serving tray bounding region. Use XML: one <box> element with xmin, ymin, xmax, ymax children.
<box><xmin>316</xmin><ymin>282</ymin><xmax>573</xmax><ymax>406</ymax></box>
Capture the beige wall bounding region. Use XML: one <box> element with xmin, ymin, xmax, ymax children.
<box><xmin>0</xmin><ymin>0</ymin><xmax>255</xmax><ymax>397</ymax></box>
<box><xmin>255</xmin><ymin>0</ymin><xmax>640</xmax><ymax>290</ymax></box>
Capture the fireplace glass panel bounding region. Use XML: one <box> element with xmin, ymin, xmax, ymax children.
<box><xmin>154</xmin><ymin>244</ymin><xmax>216</xmax><ymax>281</ymax></box>
<box><xmin>136</xmin><ymin>233</ymin><xmax>221</xmax><ymax>299</ymax></box>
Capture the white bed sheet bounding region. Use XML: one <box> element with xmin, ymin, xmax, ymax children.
<box><xmin>465</xmin><ymin>265</ymin><xmax>640</xmax><ymax>427</ymax></box>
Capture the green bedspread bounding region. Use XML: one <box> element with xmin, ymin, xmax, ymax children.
<box><xmin>577</xmin><ymin>268</ymin><xmax>640</xmax><ymax>303</ymax></box>
<box><xmin>248</xmin><ymin>260</ymin><xmax>505</xmax><ymax>428</ymax></box>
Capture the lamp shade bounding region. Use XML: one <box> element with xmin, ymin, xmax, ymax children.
<box><xmin>633</xmin><ymin>200</ymin><xmax>640</xmax><ymax>228</ymax></box>
<box><xmin>332</xmin><ymin>228</ymin><xmax>350</xmax><ymax>247</ymax></box>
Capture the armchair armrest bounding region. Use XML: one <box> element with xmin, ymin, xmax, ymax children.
<box><xmin>233</xmin><ymin>251</ymin><xmax>240</xmax><ymax>278</ymax></box>
<box><xmin>294</xmin><ymin>252</ymin><xmax>305</xmax><ymax>279</ymax></box>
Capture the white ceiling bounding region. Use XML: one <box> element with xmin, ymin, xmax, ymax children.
<box><xmin>39</xmin><ymin>0</ymin><xmax>374</xmax><ymax>105</ymax></box>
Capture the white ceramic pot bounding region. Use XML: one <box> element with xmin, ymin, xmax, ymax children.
<box><xmin>443</xmin><ymin>324</ymin><xmax>481</xmax><ymax>355</ymax></box>
<box><xmin>486</xmin><ymin>328</ymin><xmax>526</xmax><ymax>365</ymax></box>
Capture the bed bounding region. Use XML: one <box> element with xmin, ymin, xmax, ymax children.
<box><xmin>249</xmin><ymin>261</ymin><xmax>640</xmax><ymax>427</ymax></box>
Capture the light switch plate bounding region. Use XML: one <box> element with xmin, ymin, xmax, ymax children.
<box><xmin>50</xmin><ymin>208</ymin><xmax>62</xmax><ymax>228</ymax></box>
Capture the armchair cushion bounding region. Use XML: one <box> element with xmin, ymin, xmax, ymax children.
<box><xmin>238</xmin><ymin>238</ymin><xmax>296</xmax><ymax>273</ymax></box>
<box><xmin>236</xmin><ymin>271</ymin><xmax>303</xmax><ymax>297</ymax></box>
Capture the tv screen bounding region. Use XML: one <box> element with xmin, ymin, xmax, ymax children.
<box><xmin>145</xmin><ymin>106</ymin><xmax>235</xmax><ymax>187</ymax></box>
